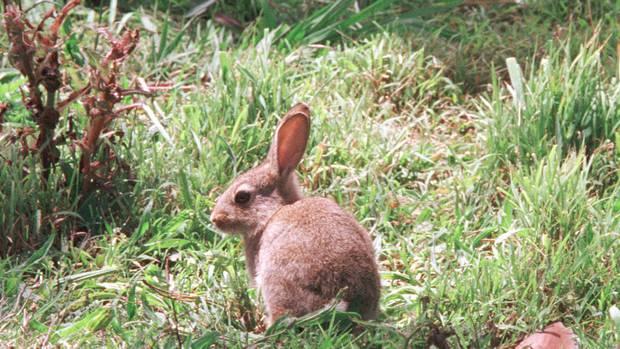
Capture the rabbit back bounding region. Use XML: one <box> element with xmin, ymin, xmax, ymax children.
<box><xmin>256</xmin><ymin>197</ymin><xmax>380</xmax><ymax>323</ymax></box>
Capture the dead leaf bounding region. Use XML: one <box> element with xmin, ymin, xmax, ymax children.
<box><xmin>515</xmin><ymin>322</ymin><xmax>578</xmax><ymax>349</ymax></box>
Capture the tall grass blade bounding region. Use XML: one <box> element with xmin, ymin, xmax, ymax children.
<box><xmin>506</xmin><ymin>57</ymin><xmax>525</xmax><ymax>109</ymax></box>
<box><xmin>185</xmin><ymin>0</ymin><xmax>217</xmax><ymax>18</ymax></box>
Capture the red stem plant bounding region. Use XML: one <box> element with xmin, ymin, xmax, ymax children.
<box><xmin>2</xmin><ymin>0</ymin><xmax>147</xmax><ymax>255</ymax></box>
<box><xmin>79</xmin><ymin>28</ymin><xmax>142</xmax><ymax>192</ymax></box>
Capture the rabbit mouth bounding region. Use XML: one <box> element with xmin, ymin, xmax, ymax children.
<box><xmin>211</xmin><ymin>213</ymin><xmax>230</xmax><ymax>228</ymax></box>
<box><xmin>210</xmin><ymin>213</ymin><xmax>250</xmax><ymax>234</ymax></box>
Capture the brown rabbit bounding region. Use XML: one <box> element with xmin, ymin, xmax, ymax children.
<box><xmin>210</xmin><ymin>103</ymin><xmax>380</xmax><ymax>327</ymax></box>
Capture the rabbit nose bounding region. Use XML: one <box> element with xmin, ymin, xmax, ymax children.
<box><xmin>210</xmin><ymin>212</ymin><xmax>227</xmax><ymax>226</ymax></box>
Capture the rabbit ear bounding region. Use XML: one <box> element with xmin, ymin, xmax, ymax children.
<box><xmin>269</xmin><ymin>103</ymin><xmax>310</xmax><ymax>177</ymax></box>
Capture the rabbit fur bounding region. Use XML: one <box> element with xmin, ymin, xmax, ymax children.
<box><xmin>210</xmin><ymin>103</ymin><xmax>380</xmax><ymax>327</ymax></box>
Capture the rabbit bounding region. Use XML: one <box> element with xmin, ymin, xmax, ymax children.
<box><xmin>210</xmin><ymin>103</ymin><xmax>380</xmax><ymax>327</ymax></box>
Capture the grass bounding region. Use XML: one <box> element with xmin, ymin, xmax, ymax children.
<box><xmin>483</xmin><ymin>34</ymin><xmax>620</xmax><ymax>168</ymax></box>
<box><xmin>1</xmin><ymin>1</ymin><xmax>620</xmax><ymax>348</ymax></box>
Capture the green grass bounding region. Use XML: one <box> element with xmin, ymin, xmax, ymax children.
<box><xmin>1</xmin><ymin>1</ymin><xmax>620</xmax><ymax>348</ymax></box>
<box><xmin>483</xmin><ymin>34</ymin><xmax>620</xmax><ymax>168</ymax></box>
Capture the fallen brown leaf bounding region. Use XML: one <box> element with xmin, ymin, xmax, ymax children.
<box><xmin>515</xmin><ymin>322</ymin><xmax>578</xmax><ymax>349</ymax></box>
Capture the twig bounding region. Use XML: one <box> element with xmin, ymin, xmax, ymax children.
<box><xmin>171</xmin><ymin>300</ymin><xmax>184</xmax><ymax>349</ymax></box>
<box><xmin>0</xmin><ymin>102</ymin><xmax>8</xmax><ymax>132</ymax></box>
<box><xmin>114</xmin><ymin>103</ymin><xmax>143</xmax><ymax>114</ymax></box>
<box><xmin>57</xmin><ymin>83</ymin><xmax>91</xmax><ymax>111</ymax></box>
<box><xmin>141</xmin><ymin>280</ymin><xmax>199</xmax><ymax>303</ymax></box>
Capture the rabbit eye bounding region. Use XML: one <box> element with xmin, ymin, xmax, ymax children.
<box><xmin>234</xmin><ymin>190</ymin><xmax>252</xmax><ymax>204</ymax></box>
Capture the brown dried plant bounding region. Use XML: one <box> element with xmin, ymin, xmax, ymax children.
<box><xmin>3</xmin><ymin>1</ymin><xmax>147</xmax><ymax>188</ymax></box>
<box><xmin>2</xmin><ymin>0</ymin><xmax>149</xmax><ymax>255</ymax></box>
<box><xmin>79</xmin><ymin>28</ymin><xmax>142</xmax><ymax>192</ymax></box>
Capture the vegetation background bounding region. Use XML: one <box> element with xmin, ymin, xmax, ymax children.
<box><xmin>1</xmin><ymin>0</ymin><xmax>619</xmax><ymax>347</ymax></box>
